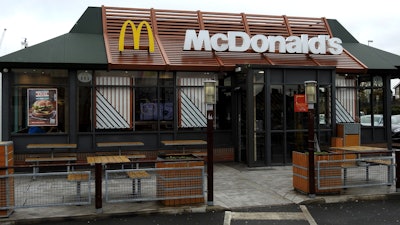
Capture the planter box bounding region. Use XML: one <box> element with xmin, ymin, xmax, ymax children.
<box><xmin>292</xmin><ymin>151</ymin><xmax>342</xmax><ymax>194</ymax></box>
<box><xmin>0</xmin><ymin>141</ymin><xmax>14</xmax><ymax>218</ymax></box>
<box><xmin>156</xmin><ymin>154</ymin><xmax>204</xmax><ymax>206</ymax></box>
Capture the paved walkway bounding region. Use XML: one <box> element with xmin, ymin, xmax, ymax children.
<box><xmin>1</xmin><ymin>162</ymin><xmax>398</xmax><ymax>224</ymax></box>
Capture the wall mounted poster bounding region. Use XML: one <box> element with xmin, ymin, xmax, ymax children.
<box><xmin>294</xmin><ymin>94</ymin><xmax>308</xmax><ymax>112</ymax></box>
<box><xmin>27</xmin><ymin>88</ymin><xmax>58</xmax><ymax>126</ymax></box>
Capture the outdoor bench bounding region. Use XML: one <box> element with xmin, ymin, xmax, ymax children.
<box><xmin>25</xmin><ymin>155</ymin><xmax>77</xmax><ymax>177</ymax></box>
<box><xmin>126</xmin><ymin>170</ymin><xmax>151</xmax><ymax>195</ymax></box>
<box><xmin>67</xmin><ymin>172</ymin><xmax>90</xmax><ymax>200</ymax></box>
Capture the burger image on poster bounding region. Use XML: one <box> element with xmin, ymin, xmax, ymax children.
<box><xmin>31</xmin><ymin>100</ymin><xmax>55</xmax><ymax>120</ymax></box>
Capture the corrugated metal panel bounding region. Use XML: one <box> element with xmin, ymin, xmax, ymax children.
<box><xmin>336</xmin><ymin>99</ymin><xmax>355</xmax><ymax>123</ymax></box>
<box><xmin>96</xmin><ymin>91</ymin><xmax>131</xmax><ymax>128</ymax></box>
<box><xmin>180</xmin><ymin>91</ymin><xmax>206</xmax><ymax>128</ymax></box>
<box><xmin>178</xmin><ymin>77</ymin><xmax>209</xmax><ymax>128</ymax></box>
<box><xmin>96</xmin><ymin>76</ymin><xmax>131</xmax><ymax>129</ymax></box>
<box><xmin>335</xmin><ymin>76</ymin><xmax>356</xmax><ymax>123</ymax></box>
<box><xmin>102</xmin><ymin>6</ymin><xmax>367</xmax><ymax>72</ymax></box>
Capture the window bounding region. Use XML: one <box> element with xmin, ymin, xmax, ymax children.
<box><xmin>359</xmin><ymin>75</ymin><xmax>384</xmax><ymax>126</ymax></box>
<box><xmin>79</xmin><ymin>70</ymin><xmax>174</xmax><ymax>132</ymax></box>
<box><xmin>11</xmin><ymin>69</ymin><xmax>68</xmax><ymax>134</ymax></box>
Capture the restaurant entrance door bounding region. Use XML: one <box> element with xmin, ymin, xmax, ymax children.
<box><xmin>233</xmin><ymin>65</ymin><xmax>335</xmax><ymax>167</ymax></box>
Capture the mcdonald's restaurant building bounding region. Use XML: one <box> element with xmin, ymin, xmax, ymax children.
<box><xmin>1</xmin><ymin>6</ymin><xmax>400</xmax><ymax>166</ymax></box>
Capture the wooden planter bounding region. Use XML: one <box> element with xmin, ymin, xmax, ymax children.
<box><xmin>0</xmin><ymin>141</ymin><xmax>14</xmax><ymax>217</ymax></box>
<box><xmin>156</xmin><ymin>154</ymin><xmax>204</xmax><ymax>206</ymax></box>
<box><xmin>292</xmin><ymin>151</ymin><xmax>342</xmax><ymax>194</ymax></box>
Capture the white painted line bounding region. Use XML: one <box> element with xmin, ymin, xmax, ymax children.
<box><xmin>223</xmin><ymin>211</ymin><xmax>232</xmax><ymax>225</ymax></box>
<box><xmin>300</xmin><ymin>205</ymin><xmax>318</xmax><ymax>225</ymax></box>
<box><xmin>231</xmin><ymin>212</ymin><xmax>306</xmax><ymax>220</ymax></box>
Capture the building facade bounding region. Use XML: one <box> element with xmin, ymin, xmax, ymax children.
<box><xmin>1</xmin><ymin>6</ymin><xmax>400</xmax><ymax>166</ymax></box>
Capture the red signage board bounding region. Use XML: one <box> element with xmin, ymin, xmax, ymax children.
<box><xmin>294</xmin><ymin>94</ymin><xmax>308</xmax><ymax>112</ymax></box>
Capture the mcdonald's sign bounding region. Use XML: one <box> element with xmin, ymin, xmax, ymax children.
<box><xmin>118</xmin><ymin>20</ymin><xmax>155</xmax><ymax>53</ymax></box>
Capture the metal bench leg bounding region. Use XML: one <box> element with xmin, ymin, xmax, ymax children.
<box><xmin>76</xmin><ymin>181</ymin><xmax>82</xmax><ymax>200</ymax></box>
<box><xmin>131</xmin><ymin>179</ymin><xmax>142</xmax><ymax>196</ymax></box>
<box><xmin>137</xmin><ymin>179</ymin><xmax>142</xmax><ymax>195</ymax></box>
<box><xmin>132</xmin><ymin>179</ymin><xmax>136</xmax><ymax>194</ymax></box>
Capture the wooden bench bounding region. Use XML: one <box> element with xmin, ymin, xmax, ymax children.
<box><xmin>365</xmin><ymin>159</ymin><xmax>392</xmax><ymax>166</ymax></box>
<box><xmin>126</xmin><ymin>170</ymin><xmax>151</xmax><ymax>195</ymax></box>
<box><xmin>25</xmin><ymin>156</ymin><xmax>77</xmax><ymax>177</ymax></box>
<box><xmin>67</xmin><ymin>172</ymin><xmax>90</xmax><ymax>200</ymax></box>
<box><xmin>126</xmin><ymin>154</ymin><xmax>146</xmax><ymax>160</ymax></box>
<box><xmin>96</xmin><ymin>141</ymin><xmax>144</xmax><ymax>156</ymax></box>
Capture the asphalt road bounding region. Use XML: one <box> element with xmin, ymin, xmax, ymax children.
<box><xmin>28</xmin><ymin>199</ymin><xmax>400</xmax><ymax>225</ymax></box>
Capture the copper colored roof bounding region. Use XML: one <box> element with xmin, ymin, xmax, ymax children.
<box><xmin>102</xmin><ymin>6</ymin><xmax>367</xmax><ymax>73</ymax></box>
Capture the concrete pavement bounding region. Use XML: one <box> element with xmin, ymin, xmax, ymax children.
<box><xmin>1</xmin><ymin>162</ymin><xmax>399</xmax><ymax>224</ymax></box>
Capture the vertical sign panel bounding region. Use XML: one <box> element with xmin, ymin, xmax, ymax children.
<box><xmin>27</xmin><ymin>88</ymin><xmax>58</xmax><ymax>126</ymax></box>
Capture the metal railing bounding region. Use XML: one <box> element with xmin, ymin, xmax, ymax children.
<box><xmin>317</xmin><ymin>154</ymin><xmax>395</xmax><ymax>190</ymax></box>
<box><xmin>0</xmin><ymin>171</ymin><xmax>91</xmax><ymax>210</ymax></box>
<box><xmin>105</xmin><ymin>167</ymin><xmax>205</xmax><ymax>203</ymax></box>
<box><xmin>0</xmin><ymin>161</ymin><xmax>206</xmax><ymax>212</ymax></box>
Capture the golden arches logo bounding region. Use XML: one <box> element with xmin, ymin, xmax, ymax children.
<box><xmin>118</xmin><ymin>20</ymin><xmax>155</xmax><ymax>53</ymax></box>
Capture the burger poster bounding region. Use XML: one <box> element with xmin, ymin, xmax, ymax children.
<box><xmin>27</xmin><ymin>88</ymin><xmax>58</xmax><ymax>126</ymax></box>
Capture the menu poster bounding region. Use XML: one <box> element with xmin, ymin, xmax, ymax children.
<box><xmin>294</xmin><ymin>94</ymin><xmax>308</xmax><ymax>112</ymax></box>
<box><xmin>27</xmin><ymin>88</ymin><xmax>58</xmax><ymax>126</ymax></box>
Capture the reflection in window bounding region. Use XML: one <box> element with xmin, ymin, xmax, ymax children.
<box><xmin>271</xmin><ymin>85</ymin><xmax>283</xmax><ymax>130</ymax></box>
<box><xmin>318</xmin><ymin>85</ymin><xmax>331</xmax><ymax>128</ymax></box>
<box><xmin>358</xmin><ymin>75</ymin><xmax>384</xmax><ymax>127</ymax></box>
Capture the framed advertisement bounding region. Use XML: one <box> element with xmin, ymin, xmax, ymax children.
<box><xmin>27</xmin><ymin>88</ymin><xmax>58</xmax><ymax>126</ymax></box>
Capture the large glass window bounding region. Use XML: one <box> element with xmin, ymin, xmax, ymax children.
<box><xmin>11</xmin><ymin>69</ymin><xmax>68</xmax><ymax>134</ymax></box>
<box><xmin>78</xmin><ymin>71</ymin><xmax>174</xmax><ymax>132</ymax></box>
<box><xmin>359</xmin><ymin>75</ymin><xmax>384</xmax><ymax>126</ymax></box>
<box><xmin>78</xmin><ymin>70</ymin><xmax>229</xmax><ymax>132</ymax></box>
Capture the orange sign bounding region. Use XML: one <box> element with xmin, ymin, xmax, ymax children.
<box><xmin>294</xmin><ymin>94</ymin><xmax>308</xmax><ymax>112</ymax></box>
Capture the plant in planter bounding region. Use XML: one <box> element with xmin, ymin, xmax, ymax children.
<box><xmin>292</xmin><ymin>151</ymin><xmax>342</xmax><ymax>194</ymax></box>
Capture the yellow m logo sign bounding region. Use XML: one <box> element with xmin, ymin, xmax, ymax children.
<box><xmin>118</xmin><ymin>20</ymin><xmax>155</xmax><ymax>53</ymax></box>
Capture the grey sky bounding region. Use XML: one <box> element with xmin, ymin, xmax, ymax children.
<box><xmin>1</xmin><ymin>0</ymin><xmax>399</xmax><ymax>57</ymax></box>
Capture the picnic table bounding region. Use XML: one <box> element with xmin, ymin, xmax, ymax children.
<box><xmin>27</xmin><ymin>143</ymin><xmax>77</xmax><ymax>158</ymax></box>
<box><xmin>86</xmin><ymin>155</ymin><xmax>130</xmax><ymax>165</ymax></box>
<box><xmin>96</xmin><ymin>141</ymin><xmax>144</xmax><ymax>156</ymax></box>
<box><xmin>161</xmin><ymin>140</ymin><xmax>207</xmax><ymax>153</ymax></box>
<box><xmin>330</xmin><ymin>145</ymin><xmax>393</xmax><ymax>184</ymax></box>
<box><xmin>25</xmin><ymin>143</ymin><xmax>78</xmax><ymax>176</ymax></box>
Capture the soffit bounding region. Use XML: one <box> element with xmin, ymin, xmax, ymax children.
<box><xmin>102</xmin><ymin>6</ymin><xmax>366</xmax><ymax>73</ymax></box>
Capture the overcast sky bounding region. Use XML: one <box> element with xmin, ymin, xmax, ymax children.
<box><xmin>1</xmin><ymin>0</ymin><xmax>399</xmax><ymax>57</ymax></box>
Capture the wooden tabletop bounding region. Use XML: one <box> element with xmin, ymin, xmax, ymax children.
<box><xmin>27</xmin><ymin>143</ymin><xmax>77</xmax><ymax>149</ymax></box>
<box><xmin>96</xmin><ymin>141</ymin><xmax>144</xmax><ymax>147</ymax></box>
<box><xmin>86</xmin><ymin>155</ymin><xmax>130</xmax><ymax>165</ymax></box>
<box><xmin>161</xmin><ymin>140</ymin><xmax>207</xmax><ymax>146</ymax></box>
<box><xmin>330</xmin><ymin>145</ymin><xmax>389</xmax><ymax>152</ymax></box>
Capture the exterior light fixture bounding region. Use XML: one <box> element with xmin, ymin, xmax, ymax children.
<box><xmin>304</xmin><ymin>80</ymin><xmax>317</xmax><ymax>197</ymax></box>
<box><xmin>304</xmin><ymin>80</ymin><xmax>317</xmax><ymax>105</ymax></box>
<box><xmin>203</xmin><ymin>79</ymin><xmax>217</xmax><ymax>206</ymax></box>
<box><xmin>204</xmin><ymin>80</ymin><xmax>217</xmax><ymax>105</ymax></box>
